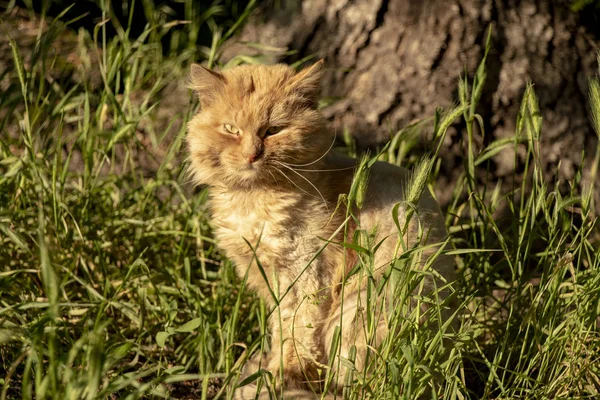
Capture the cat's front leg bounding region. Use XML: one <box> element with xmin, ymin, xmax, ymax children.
<box><xmin>234</xmin><ymin>309</ymin><xmax>325</xmax><ymax>398</ymax></box>
<box><xmin>265</xmin><ymin>293</ymin><xmax>329</xmax><ymax>393</ymax></box>
<box><xmin>234</xmin><ymin>382</ymin><xmax>333</xmax><ymax>400</ymax></box>
<box><xmin>234</xmin><ymin>345</ymin><xmax>326</xmax><ymax>400</ymax></box>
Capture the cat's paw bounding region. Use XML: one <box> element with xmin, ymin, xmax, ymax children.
<box><xmin>235</xmin><ymin>351</ymin><xmax>327</xmax><ymax>399</ymax></box>
<box><xmin>234</xmin><ymin>352</ymin><xmax>276</xmax><ymax>399</ymax></box>
<box><xmin>234</xmin><ymin>383</ymin><xmax>328</xmax><ymax>400</ymax></box>
<box><xmin>240</xmin><ymin>351</ymin><xmax>270</xmax><ymax>378</ymax></box>
<box><xmin>233</xmin><ymin>381</ymin><xmax>270</xmax><ymax>400</ymax></box>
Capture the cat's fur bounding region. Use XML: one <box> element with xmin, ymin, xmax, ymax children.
<box><xmin>186</xmin><ymin>61</ymin><xmax>455</xmax><ymax>399</ymax></box>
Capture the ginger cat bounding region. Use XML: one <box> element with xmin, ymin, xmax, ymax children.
<box><xmin>186</xmin><ymin>61</ymin><xmax>455</xmax><ymax>399</ymax></box>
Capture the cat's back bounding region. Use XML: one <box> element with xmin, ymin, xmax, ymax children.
<box><xmin>364</xmin><ymin>160</ymin><xmax>445</xmax><ymax>221</ymax></box>
<box><xmin>363</xmin><ymin>160</ymin><xmax>454</xmax><ymax>288</ymax></box>
<box><xmin>326</xmin><ymin>155</ymin><xmax>452</xmax><ymax>283</ymax></box>
<box><xmin>361</xmin><ymin>159</ymin><xmax>447</xmax><ymax>244</ymax></box>
<box><xmin>326</xmin><ymin>154</ymin><xmax>445</xmax><ymax>232</ymax></box>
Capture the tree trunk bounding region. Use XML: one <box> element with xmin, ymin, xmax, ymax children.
<box><xmin>222</xmin><ymin>0</ymin><xmax>600</xmax><ymax>205</ymax></box>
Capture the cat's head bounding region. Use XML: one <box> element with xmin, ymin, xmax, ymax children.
<box><xmin>186</xmin><ymin>62</ymin><xmax>331</xmax><ymax>188</ymax></box>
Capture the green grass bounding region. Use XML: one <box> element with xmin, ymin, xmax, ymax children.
<box><xmin>1</xmin><ymin>3</ymin><xmax>600</xmax><ymax>399</ymax></box>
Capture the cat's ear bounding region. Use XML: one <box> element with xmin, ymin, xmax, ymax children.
<box><xmin>288</xmin><ymin>60</ymin><xmax>324</xmax><ymax>105</ymax></box>
<box><xmin>189</xmin><ymin>64</ymin><xmax>226</xmax><ymax>106</ymax></box>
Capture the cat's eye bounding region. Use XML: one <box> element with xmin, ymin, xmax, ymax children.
<box><xmin>265</xmin><ymin>126</ymin><xmax>283</xmax><ymax>137</ymax></box>
<box><xmin>224</xmin><ymin>123</ymin><xmax>240</xmax><ymax>135</ymax></box>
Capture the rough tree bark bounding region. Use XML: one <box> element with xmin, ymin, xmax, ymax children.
<box><xmin>222</xmin><ymin>0</ymin><xmax>600</xmax><ymax>205</ymax></box>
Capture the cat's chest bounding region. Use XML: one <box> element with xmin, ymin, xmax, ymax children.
<box><xmin>210</xmin><ymin>190</ymin><xmax>306</xmax><ymax>259</ymax></box>
<box><xmin>216</xmin><ymin>208</ymin><xmax>277</xmax><ymax>243</ymax></box>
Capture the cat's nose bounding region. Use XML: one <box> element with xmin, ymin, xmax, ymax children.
<box><xmin>241</xmin><ymin>135</ymin><xmax>264</xmax><ymax>164</ymax></box>
<box><xmin>245</xmin><ymin>148</ymin><xmax>263</xmax><ymax>164</ymax></box>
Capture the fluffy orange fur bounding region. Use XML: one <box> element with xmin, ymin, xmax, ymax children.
<box><xmin>186</xmin><ymin>62</ymin><xmax>455</xmax><ymax>399</ymax></box>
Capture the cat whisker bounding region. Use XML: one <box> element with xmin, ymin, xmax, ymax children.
<box><xmin>273</xmin><ymin>161</ymin><xmax>329</xmax><ymax>211</ymax></box>
<box><xmin>272</xmin><ymin>166</ymin><xmax>317</xmax><ymax>200</ymax></box>
<box><xmin>283</xmin><ymin>130</ymin><xmax>337</xmax><ymax>167</ymax></box>
<box><xmin>267</xmin><ymin>169</ymin><xmax>281</xmax><ymax>188</ymax></box>
<box><xmin>181</xmin><ymin>177</ymin><xmax>198</xmax><ymax>186</ymax></box>
<box><xmin>281</xmin><ymin>165</ymin><xmax>357</xmax><ymax>172</ymax></box>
